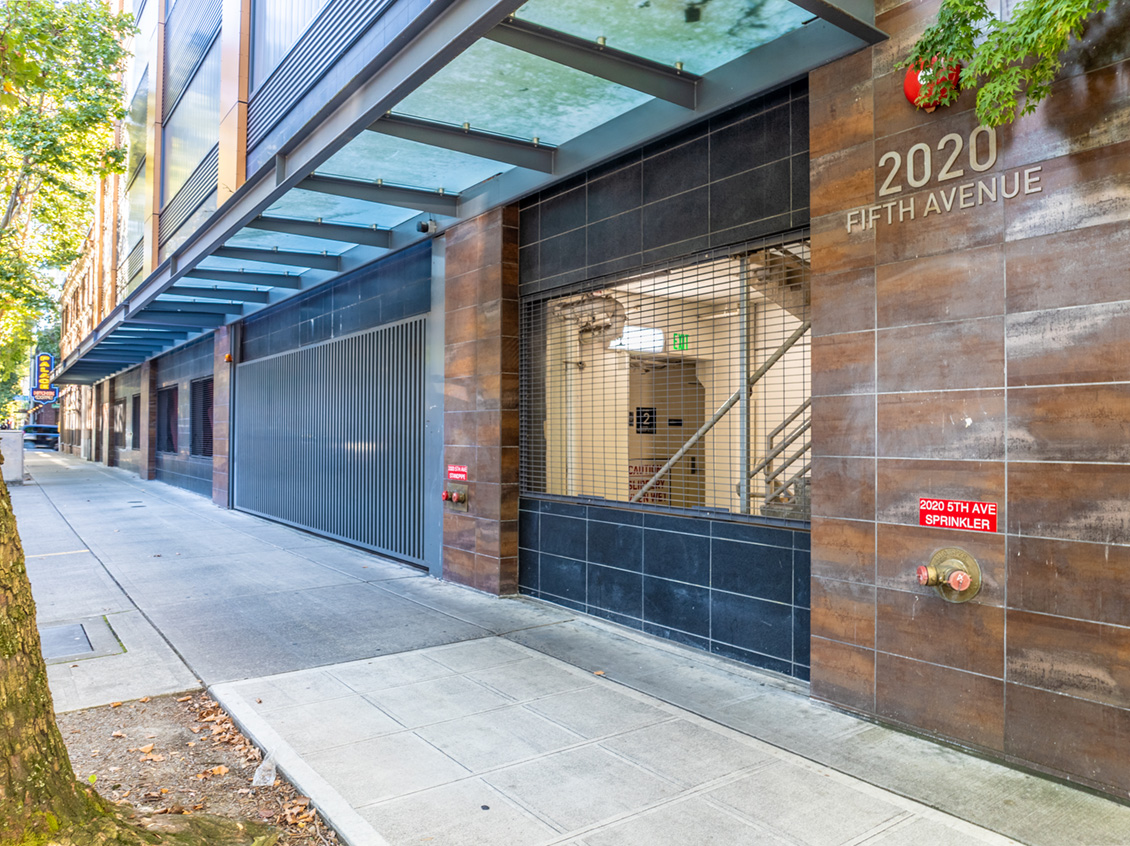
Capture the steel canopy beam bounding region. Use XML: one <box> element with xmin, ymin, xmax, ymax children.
<box><xmin>213</xmin><ymin>246</ymin><xmax>342</xmax><ymax>272</ymax></box>
<box><xmin>485</xmin><ymin>18</ymin><xmax>699</xmax><ymax>109</ymax></box>
<box><xmin>145</xmin><ymin>301</ymin><xmax>244</xmax><ymax>315</ymax></box>
<box><xmin>370</xmin><ymin>113</ymin><xmax>556</xmax><ymax>173</ymax></box>
<box><xmin>112</xmin><ymin>329</ymin><xmax>191</xmax><ymax>340</ymax></box>
<box><xmin>93</xmin><ymin>348</ymin><xmax>167</xmax><ymax>357</ymax></box>
<box><xmin>128</xmin><ymin>312</ymin><xmax>226</xmax><ymax>329</ymax></box>
<box><xmin>183</xmin><ymin>269</ymin><xmax>305</xmax><ymax>288</ymax></box>
<box><xmin>164</xmin><ymin>285</ymin><xmax>273</xmax><ymax>303</ymax></box>
<box><xmin>97</xmin><ymin>340</ymin><xmax>170</xmax><ymax>350</ymax></box>
<box><xmin>788</xmin><ymin>0</ymin><xmax>887</xmax><ymax>44</ymax></box>
<box><xmin>299</xmin><ymin>175</ymin><xmax>459</xmax><ymax>216</ymax></box>
<box><xmin>245</xmin><ymin>216</ymin><xmax>393</xmax><ymax>248</ymax></box>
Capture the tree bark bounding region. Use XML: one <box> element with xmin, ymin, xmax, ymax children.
<box><xmin>0</xmin><ymin>457</ymin><xmax>110</xmax><ymax>842</ymax></box>
<box><xmin>0</xmin><ymin>457</ymin><xmax>279</xmax><ymax>845</ymax></box>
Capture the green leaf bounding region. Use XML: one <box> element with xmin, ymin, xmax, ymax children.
<box><xmin>903</xmin><ymin>0</ymin><xmax>1108</xmax><ymax>127</ymax></box>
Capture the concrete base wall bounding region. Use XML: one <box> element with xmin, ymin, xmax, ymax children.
<box><xmin>0</xmin><ymin>431</ymin><xmax>24</xmax><ymax>484</ymax></box>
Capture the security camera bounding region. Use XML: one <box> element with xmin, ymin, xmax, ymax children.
<box><xmin>416</xmin><ymin>219</ymin><xmax>437</xmax><ymax>233</ymax></box>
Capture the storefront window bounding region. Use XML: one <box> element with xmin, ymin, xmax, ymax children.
<box><xmin>522</xmin><ymin>237</ymin><xmax>810</xmax><ymax>520</ymax></box>
<box><xmin>157</xmin><ymin>387</ymin><xmax>178</xmax><ymax>453</ymax></box>
<box><xmin>190</xmin><ymin>377</ymin><xmax>213</xmax><ymax>457</ymax></box>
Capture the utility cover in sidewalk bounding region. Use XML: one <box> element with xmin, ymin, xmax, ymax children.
<box><xmin>39</xmin><ymin>617</ymin><xmax>124</xmax><ymax>664</ymax></box>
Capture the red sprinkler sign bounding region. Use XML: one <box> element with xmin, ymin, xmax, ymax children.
<box><xmin>919</xmin><ymin>498</ymin><xmax>997</xmax><ymax>532</ymax></box>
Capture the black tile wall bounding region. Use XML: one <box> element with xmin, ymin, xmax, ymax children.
<box><xmin>516</xmin><ymin>83</ymin><xmax>811</xmax><ymax>679</ymax></box>
<box><xmin>241</xmin><ymin>241</ymin><xmax>431</xmax><ymax>362</ymax></box>
<box><xmin>520</xmin><ymin>496</ymin><xmax>811</xmax><ymax>679</ymax></box>
<box><xmin>155</xmin><ymin>453</ymin><xmax>213</xmax><ymax>497</ymax></box>
<box><xmin>519</xmin><ymin>82</ymin><xmax>809</xmax><ymax>295</ymax></box>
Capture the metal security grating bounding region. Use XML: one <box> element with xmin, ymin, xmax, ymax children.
<box><xmin>190</xmin><ymin>377</ymin><xmax>214</xmax><ymax>457</ymax></box>
<box><xmin>521</xmin><ymin>236</ymin><xmax>811</xmax><ymax>521</ymax></box>
<box><xmin>233</xmin><ymin>318</ymin><xmax>426</xmax><ymax>564</ymax></box>
<box><xmin>157</xmin><ymin>386</ymin><xmax>178</xmax><ymax>453</ymax></box>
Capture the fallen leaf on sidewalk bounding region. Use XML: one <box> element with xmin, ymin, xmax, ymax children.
<box><xmin>139</xmin><ymin>744</ymin><xmax>155</xmax><ymax>754</ymax></box>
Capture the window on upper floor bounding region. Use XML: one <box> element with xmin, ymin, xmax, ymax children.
<box><xmin>251</xmin><ymin>0</ymin><xmax>330</xmax><ymax>91</ymax></box>
<box><xmin>162</xmin><ymin>39</ymin><xmax>221</xmax><ymax>206</ymax></box>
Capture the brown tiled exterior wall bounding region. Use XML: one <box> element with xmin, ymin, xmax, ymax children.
<box><xmin>212</xmin><ymin>326</ymin><xmax>234</xmax><ymax>508</ymax></box>
<box><xmin>442</xmin><ymin>207</ymin><xmax>521</xmax><ymax>595</ymax></box>
<box><xmin>808</xmin><ymin>0</ymin><xmax>1130</xmax><ymax>797</ymax></box>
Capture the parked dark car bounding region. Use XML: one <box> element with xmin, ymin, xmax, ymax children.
<box><xmin>23</xmin><ymin>424</ymin><xmax>59</xmax><ymax>449</ymax></box>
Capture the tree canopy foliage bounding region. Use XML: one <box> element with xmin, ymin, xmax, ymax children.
<box><xmin>0</xmin><ymin>0</ymin><xmax>134</xmax><ymax>418</ymax></box>
<box><xmin>902</xmin><ymin>0</ymin><xmax>1109</xmax><ymax>127</ymax></box>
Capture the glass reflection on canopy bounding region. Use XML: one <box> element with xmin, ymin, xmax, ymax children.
<box><xmin>395</xmin><ymin>39</ymin><xmax>652</xmax><ymax>147</ymax></box>
<box><xmin>513</xmin><ymin>0</ymin><xmax>810</xmax><ymax>74</ymax></box>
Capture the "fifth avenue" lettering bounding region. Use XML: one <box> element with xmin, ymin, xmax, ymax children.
<box><xmin>845</xmin><ymin>167</ymin><xmax>1041</xmax><ymax>233</ymax></box>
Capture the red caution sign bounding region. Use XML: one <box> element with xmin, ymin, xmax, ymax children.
<box><xmin>919</xmin><ymin>498</ymin><xmax>997</xmax><ymax>532</ymax></box>
<box><xmin>447</xmin><ymin>464</ymin><xmax>468</xmax><ymax>481</ymax></box>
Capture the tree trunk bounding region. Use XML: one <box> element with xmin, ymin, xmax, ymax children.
<box><xmin>0</xmin><ymin>458</ymin><xmax>279</xmax><ymax>845</ymax></box>
<box><xmin>0</xmin><ymin>457</ymin><xmax>111</xmax><ymax>842</ymax></box>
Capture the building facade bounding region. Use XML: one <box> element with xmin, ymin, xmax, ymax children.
<box><xmin>57</xmin><ymin>0</ymin><xmax>1130</xmax><ymax>799</ymax></box>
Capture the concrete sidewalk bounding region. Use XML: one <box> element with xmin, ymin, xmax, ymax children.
<box><xmin>12</xmin><ymin>451</ymin><xmax>1130</xmax><ymax>846</ymax></box>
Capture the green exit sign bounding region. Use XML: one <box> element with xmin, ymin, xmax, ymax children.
<box><xmin>672</xmin><ymin>332</ymin><xmax>689</xmax><ymax>352</ymax></box>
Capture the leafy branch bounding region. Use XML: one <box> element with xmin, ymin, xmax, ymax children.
<box><xmin>901</xmin><ymin>0</ymin><xmax>1109</xmax><ymax>126</ymax></box>
<box><xmin>0</xmin><ymin>0</ymin><xmax>135</xmax><ymax>410</ymax></box>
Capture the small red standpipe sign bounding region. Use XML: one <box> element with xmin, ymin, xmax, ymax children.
<box><xmin>919</xmin><ymin>498</ymin><xmax>997</xmax><ymax>532</ymax></box>
<box><xmin>447</xmin><ymin>464</ymin><xmax>468</xmax><ymax>481</ymax></box>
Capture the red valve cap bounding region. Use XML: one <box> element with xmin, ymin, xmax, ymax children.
<box><xmin>947</xmin><ymin>570</ymin><xmax>972</xmax><ymax>591</ymax></box>
<box><xmin>442</xmin><ymin>491</ymin><xmax>450</xmax><ymax>501</ymax></box>
<box><xmin>916</xmin><ymin>565</ymin><xmax>930</xmax><ymax>585</ymax></box>
<box><xmin>451</xmin><ymin>492</ymin><xmax>460</xmax><ymax>503</ymax></box>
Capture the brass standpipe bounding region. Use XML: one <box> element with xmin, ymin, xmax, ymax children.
<box><xmin>916</xmin><ymin>547</ymin><xmax>982</xmax><ymax>603</ymax></box>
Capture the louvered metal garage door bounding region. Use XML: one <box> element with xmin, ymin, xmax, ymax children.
<box><xmin>233</xmin><ymin>318</ymin><xmax>426</xmax><ymax>564</ymax></box>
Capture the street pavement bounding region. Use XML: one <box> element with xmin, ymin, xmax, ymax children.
<box><xmin>12</xmin><ymin>450</ymin><xmax>1130</xmax><ymax>846</ymax></box>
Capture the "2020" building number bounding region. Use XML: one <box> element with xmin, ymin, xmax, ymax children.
<box><xmin>878</xmin><ymin>126</ymin><xmax>997</xmax><ymax>197</ymax></box>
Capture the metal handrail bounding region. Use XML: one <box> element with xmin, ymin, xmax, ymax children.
<box><xmin>757</xmin><ymin>393</ymin><xmax>811</xmax><ymax>515</ymax></box>
<box><xmin>763</xmin><ymin>461</ymin><xmax>811</xmax><ymax>509</ymax></box>
<box><xmin>767</xmin><ymin>397</ymin><xmax>811</xmax><ymax>442</ymax></box>
<box><xmin>764</xmin><ymin>442</ymin><xmax>810</xmax><ymax>485</ymax></box>
<box><xmin>749</xmin><ymin>419</ymin><xmax>810</xmax><ymax>480</ymax></box>
<box><xmin>629</xmin><ymin>319</ymin><xmax>811</xmax><ymax>504</ymax></box>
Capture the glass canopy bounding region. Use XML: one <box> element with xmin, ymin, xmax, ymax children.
<box><xmin>60</xmin><ymin>0</ymin><xmax>881</xmax><ymax>384</ymax></box>
<box><xmin>514</xmin><ymin>0</ymin><xmax>811</xmax><ymax>74</ymax></box>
